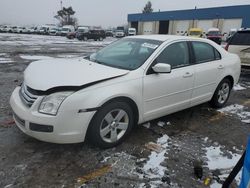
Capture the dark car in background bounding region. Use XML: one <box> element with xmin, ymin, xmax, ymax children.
<box><xmin>77</xmin><ymin>29</ymin><xmax>106</xmax><ymax>41</ymax></box>
<box><xmin>66</xmin><ymin>31</ymin><xmax>76</xmax><ymax>39</ymax></box>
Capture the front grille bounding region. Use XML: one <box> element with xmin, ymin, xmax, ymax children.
<box><xmin>13</xmin><ymin>112</ymin><xmax>25</xmax><ymax>127</ymax></box>
<box><xmin>19</xmin><ymin>84</ymin><xmax>39</xmax><ymax>107</ymax></box>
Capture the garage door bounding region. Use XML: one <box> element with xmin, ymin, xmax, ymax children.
<box><xmin>222</xmin><ymin>19</ymin><xmax>242</xmax><ymax>34</ymax></box>
<box><xmin>197</xmin><ymin>20</ymin><xmax>213</xmax><ymax>32</ymax></box>
<box><xmin>174</xmin><ymin>20</ymin><xmax>190</xmax><ymax>35</ymax></box>
<box><xmin>143</xmin><ymin>22</ymin><xmax>154</xmax><ymax>35</ymax></box>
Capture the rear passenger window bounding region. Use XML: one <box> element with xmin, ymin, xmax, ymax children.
<box><xmin>230</xmin><ymin>31</ymin><xmax>250</xmax><ymax>45</ymax></box>
<box><xmin>215</xmin><ymin>49</ymin><xmax>221</xmax><ymax>60</ymax></box>
<box><xmin>192</xmin><ymin>42</ymin><xmax>221</xmax><ymax>63</ymax></box>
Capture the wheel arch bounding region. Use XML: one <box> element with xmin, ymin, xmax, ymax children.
<box><xmin>98</xmin><ymin>96</ymin><xmax>139</xmax><ymax>125</ymax></box>
<box><xmin>222</xmin><ymin>75</ymin><xmax>234</xmax><ymax>88</ymax></box>
<box><xmin>85</xmin><ymin>96</ymin><xmax>140</xmax><ymax>143</ymax></box>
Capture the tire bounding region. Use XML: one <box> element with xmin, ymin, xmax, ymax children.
<box><xmin>88</xmin><ymin>101</ymin><xmax>134</xmax><ymax>148</ymax></box>
<box><xmin>210</xmin><ymin>78</ymin><xmax>232</xmax><ymax>108</ymax></box>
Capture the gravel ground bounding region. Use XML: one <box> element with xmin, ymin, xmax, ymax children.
<box><xmin>0</xmin><ymin>33</ymin><xmax>250</xmax><ymax>188</ymax></box>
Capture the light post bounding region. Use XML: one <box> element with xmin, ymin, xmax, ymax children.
<box><xmin>216</xmin><ymin>13</ymin><xmax>220</xmax><ymax>28</ymax></box>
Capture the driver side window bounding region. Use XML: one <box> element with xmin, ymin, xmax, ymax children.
<box><xmin>156</xmin><ymin>42</ymin><xmax>190</xmax><ymax>69</ymax></box>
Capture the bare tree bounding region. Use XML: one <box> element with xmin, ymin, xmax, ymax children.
<box><xmin>142</xmin><ymin>1</ymin><xmax>153</xmax><ymax>13</ymax></box>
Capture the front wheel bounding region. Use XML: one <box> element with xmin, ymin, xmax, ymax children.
<box><xmin>83</xmin><ymin>36</ymin><xmax>88</xmax><ymax>41</ymax></box>
<box><xmin>88</xmin><ymin>101</ymin><xmax>134</xmax><ymax>148</ymax></box>
<box><xmin>210</xmin><ymin>78</ymin><xmax>232</xmax><ymax>108</ymax></box>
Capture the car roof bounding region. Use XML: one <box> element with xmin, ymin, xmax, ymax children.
<box><xmin>208</xmin><ymin>28</ymin><xmax>220</xmax><ymax>32</ymax></box>
<box><xmin>189</xmin><ymin>28</ymin><xmax>203</xmax><ymax>31</ymax></box>
<box><xmin>126</xmin><ymin>34</ymin><xmax>208</xmax><ymax>42</ymax></box>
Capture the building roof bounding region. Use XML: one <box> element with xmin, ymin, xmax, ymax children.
<box><xmin>128</xmin><ymin>5</ymin><xmax>250</xmax><ymax>27</ymax></box>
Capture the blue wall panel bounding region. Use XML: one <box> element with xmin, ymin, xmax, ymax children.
<box><xmin>128</xmin><ymin>5</ymin><xmax>250</xmax><ymax>27</ymax></box>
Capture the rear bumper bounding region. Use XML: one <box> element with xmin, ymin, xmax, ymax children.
<box><xmin>10</xmin><ymin>87</ymin><xmax>95</xmax><ymax>144</ymax></box>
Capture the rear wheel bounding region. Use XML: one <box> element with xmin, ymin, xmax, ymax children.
<box><xmin>88</xmin><ymin>101</ymin><xmax>134</xmax><ymax>148</ymax></box>
<box><xmin>210</xmin><ymin>78</ymin><xmax>232</xmax><ymax>108</ymax></box>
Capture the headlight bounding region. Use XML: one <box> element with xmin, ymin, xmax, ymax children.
<box><xmin>38</xmin><ymin>91</ymin><xmax>73</xmax><ymax>115</ymax></box>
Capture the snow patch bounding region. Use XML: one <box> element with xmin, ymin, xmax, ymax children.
<box><xmin>205</xmin><ymin>145</ymin><xmax>242</xmax><ymax>186</ymax></box>
<box><xmin>20</xmin><ymin>55</ymin><xmax>53</xmax><ymax>60</ymax></box>
<box><xmin>233</xmin><ymin>84</ymin><xmax>246</xmax><ymax>91</ymax></box>
<box><xmin>157</xmin><ymin>121</ymin><xmax>171</xmax><ymax>127</ymax></box>
<box><xmin>0</xmin><ymin>57</ymin><xmax>12</xmax><ymax>63</ymax></box>
<box><xmin>218</xmin><ymin>104</ymin><xmax>250</xmax><ymax>123</ymax></box>
<box><xmin>206</xmin><ymin>146</ymin><xmax>241</xmax><ymax>170</ymax></box>
<box><xmin>143</xmin><ymin>135</ymin><xmax>170</xmax><ymax>178</ymax></box>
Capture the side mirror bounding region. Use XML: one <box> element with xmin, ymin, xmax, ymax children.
<box><xmin>152</xmin><ymin>63</ymin><xmax>171</xmax><ymax>73</ymax></box>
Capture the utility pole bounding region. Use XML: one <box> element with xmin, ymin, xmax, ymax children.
<box><xmin>60</xmin><ymin>0</ymin><xmax>63</xmax><ymax>10</ymax></box>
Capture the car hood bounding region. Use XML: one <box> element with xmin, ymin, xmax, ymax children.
<box><xmin>24</xmin><ymin>58</ymin><xmax>129</xmax><ymax>91</ymax></box>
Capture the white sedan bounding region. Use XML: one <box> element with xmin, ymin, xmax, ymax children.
<box><xmin>10</xmin><ymin>35</ymin><xmax>241</xmax><ymax>148</ymax></box>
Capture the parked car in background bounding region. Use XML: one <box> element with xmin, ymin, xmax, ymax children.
<box><xmin>39</xmin><ymin>26</ymin><xmax>49</xmax><ymax>35</ymax></box>
<box><xmin>128</xmin><ymin>28</ymin><xmax>136</xmax><ymax>36</ymax></box>
<box><xmin>55</xmin><ymin>27</ymin><xmax>62</xmax><ymax>36</ymax></box>
<box><xmin>115</xmin><ymin>29</ymin><xmax>125</xmax><ymax>38</ymax></box>
<box><xmin>225</xmin><ymin>29</ymin><xmax>250</xmax><ymax>66</ymax></box>
<box><xmin>115</xmin><ymin>26</ymin><xmax>125</xmax><ymax>38</ymax></box>
<box><xmin>16</xmin><ymin>27</ymin><xmax>28</xmax><ymax>34</ymax></box>
<box><xmin>27</xmin><ymin>27</ymin><xmax>38</xmax><ymax>34</ymax></box>
<box><xmin>39</xmin><ymin>25</ymin><xmax>56</xmax><ymax>35</ymax></box>
<box><xmin>188</xmin><ymin>28</ymin><xmax>204</xmax><ymax>38</ymax></box>
<box><xmin>3</xmin><ymin>26</ymin><xmax>14</xmax><ymax>33</ymax></box>
<box><xmin>61</xmin><ymin>25</ymin><xmax>75</xmax><ymax>36</ymax></box>
<box><xmin>12</xmin><ymin>26</ymin><xmax>18</xmax><ymax>33</ymax></box>
<box><xmin>77</xmin><ymin>29</ymin><xmax>106</xmax><ymax>41</ymax></box>
<box><xmin>10</xmin><ymin>35</ymin><xmax>240</xmax><ymax>148</ymax></box>
<box><xmin>49</xmin><ymin>27</ymin><xmax>58</xmax><ymax>35</ymax></box>
<box><xmin>226</xmin><ymin>28</ymin><xmax>238</xmax><ymax>41</ymax></box>
<box><xmin>105</xmin><ymin>30</ymin><xmax>114</xmax><ymax>37</ymax></box>
<box><xmin>66</xmin><ymin>31</ymin><xmax>76</xmax><ymax>39</ymax></box>
<box><xmin>76</xmin><ymin>26</ymin><xmax>89</xmax><ymax>39</ymax></box>
<box><xmin>207</xmin><ymin>28</ymin><xmax>223</xmax><ymax>44</ymax></box>
<box><xmin>0</xmin><ymin>25</ymin><xmax>7</xmax><ymax>32</ymax></box>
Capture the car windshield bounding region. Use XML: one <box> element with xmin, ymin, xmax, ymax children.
<box><xmin>86</xmin><ymin>38</ymin><xmax>162</xmax><ymax>70</ymax></box>
<box><xmin>62</xmin><ymin>28</ymin><xmax>70</xmax><ymax>31</ymax></box>
<box><xmin>190</xmin><ymin>31</ymin><xmax>202</xmax><ymax>35</ymax></box>
<box><xmin>78</xmin><ymin>28</ymin><xmax>87</xmax><ymax>32</ymax></box>
<box><xmin>208</xmin><ymin>31</ymin><xmax>221</xmax><ymax>36</ymax></box>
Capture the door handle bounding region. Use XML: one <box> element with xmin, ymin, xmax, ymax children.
<box><xmin>218</xmin><ymin>65</ymin><xmax>224</xmax><ymax>69</ymax></box>
<box><xmin>183</xmin><ymin>72</ymin><xmax>193</xmax><ymax>78</ymax></box>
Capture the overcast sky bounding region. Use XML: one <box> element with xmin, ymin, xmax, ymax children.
<box><xmin>0</xmin><ymin>0</ymin><xmax>250</xmax><ymax>28</ymax></box>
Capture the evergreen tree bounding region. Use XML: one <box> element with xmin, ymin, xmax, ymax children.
<box><xmin>142</xmin><ymin>1</ymin><xmax>153</xmax><ymax>13</ymax></box>
<box><xmin>54</xmin><ymin>6</ymin><xmax>77</xmax><ymax>26</ymax></box>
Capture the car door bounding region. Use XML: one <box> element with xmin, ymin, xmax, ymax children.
<box><xmin>190</xmin><ymin>41</ymin><xmax>223</xmax><ymax>106</ymax></box>
<box><xmin>143</xmin><ymin>41</ymin><xmax>195</xmax><ymax>121</ymax></box>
